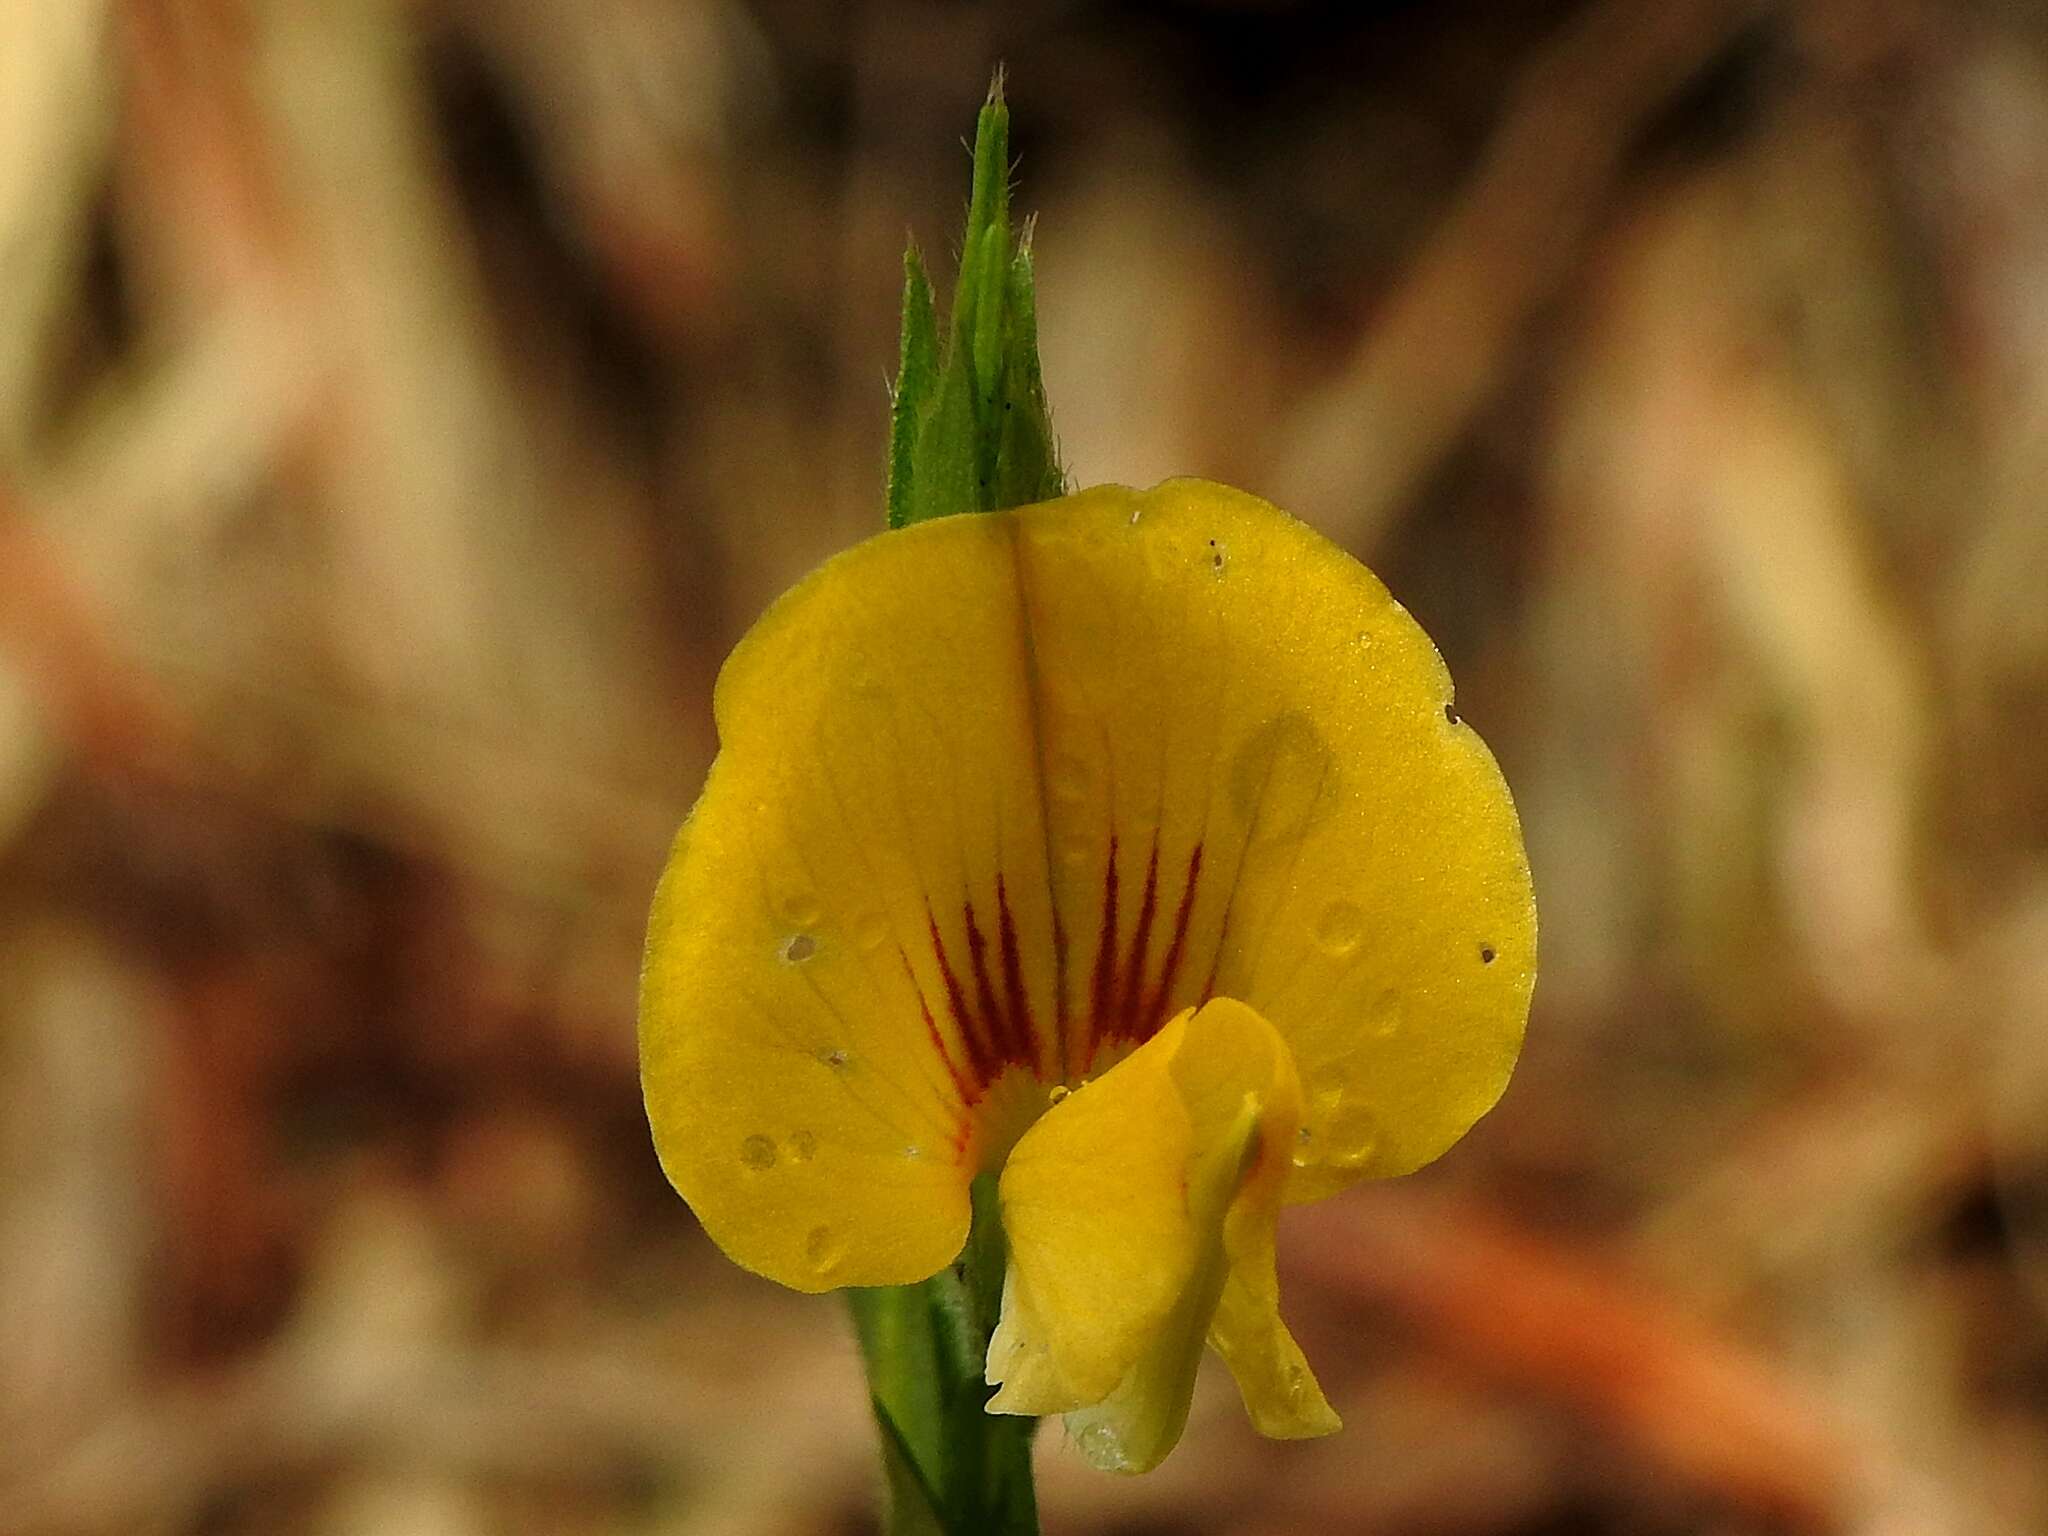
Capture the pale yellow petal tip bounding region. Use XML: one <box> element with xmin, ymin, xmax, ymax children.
<box><xmin>994</xmin><ymin>1013</ymin><xmax>1199</xmax><ymax>1404</ymax></box>
<box><xmin>1252</xmin><ymin>1395</ymin><xmax>1343</xmax><ymax>1442</ymax></box>
<box><xmin>985</xmin><ymin>1267</ymin><xmax>1092</xmax><ymax>1417</ymax></box>
<box><xmin>989</xmin><ymin>997</ymin><xmax>1332</xmax><ymax>1471</ymax></box>
<box><xmin>1268</xmin><ymin>1395</ymin><xmax>1344</xmax><ymax>1441</ymax></box>
<box><xmin>1215</xmin><ymin>1312</ymin><xmax>1342</xmax><ymax>1440</ymax></box>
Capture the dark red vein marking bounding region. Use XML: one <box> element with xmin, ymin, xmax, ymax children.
<box><xmin>916</xmin><ymin>832</ymin><xmax>1207</xmax><ymax>1098</ymax></box>
<box><xmin>900</xmin><ymin>946</ymin><xmax>974</xmax><ymax>1106</ymax></box>
<box><xmin>995</xmin><ymin>876</ymin><xmax>1040</xmax><ymax>1073</ymax></box>
<box><xmin>1114</xmin><ymin>838</ymin><xmax>1163</xmax><ymax>1042</ymax></box>
<box><xmin>1142</xmin><ymin>842</ymin><xmax>1205</xmax><ymax>1034</ymax></box>
<box><xmin>1085</xmin><ymin>835</ymin><xmax>1121</xmax><ymax>1067</ymax></box>
<box><xmin>1050</xmin><ymin>908</ymin><xmax>1070</xmax><ymax>1074</ymax></box>
<box><xmin>962</xmin><ymin>899</ymin><xmax>1017</xmax><ymax>1067</ymax></box>
<box><xmin>915</xmin><ymin>886</ymin><xmax>1050</xmax><ymax>1111</ymax></box>
<box><xmin>928</xmin><ymin>907</ymin><xmax>998</xmax><ymax>1088</ymax></box>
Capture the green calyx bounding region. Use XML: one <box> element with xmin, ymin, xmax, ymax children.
<box><xmin>887</xmin><ymin>75</ymin><xmax>1065</xmax><ymax>528</ymax></box>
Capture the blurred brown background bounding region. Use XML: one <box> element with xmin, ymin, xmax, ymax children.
<box><xmin>3</xmin><ymin>1</ymin><xmax>2046</xmax><ymax>1532</ymax></box>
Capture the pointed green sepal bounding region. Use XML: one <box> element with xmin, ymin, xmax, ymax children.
<box><xmin>887</xmin><ymin>73</ymin><xmax>1063</xmax><ymax>527</ymax></box>
<box><xmin>992</xmin><ymin>236</ymin><xmax>1063</xmax><ymax>509</ymax></box>
<box><xmin>887</xmin><ymin>249</ymin><xmax>942</xmax><ymax>529</ymax></box>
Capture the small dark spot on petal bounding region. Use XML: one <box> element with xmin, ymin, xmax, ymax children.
<box><xmin>1480</xmin><ymin>944</ymin><xmax>1496</xmax><ymax>964</ymax></box>
<box><xmin>782</xmin><ymin>933</ymin><xmax>817</xmax><ymax>963</ymax></box>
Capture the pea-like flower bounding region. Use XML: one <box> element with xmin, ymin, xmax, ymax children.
<box><xmin>641</xmin><ymin>479</ymin><xmax>1535</xmax><ymax>1472</ymax></box>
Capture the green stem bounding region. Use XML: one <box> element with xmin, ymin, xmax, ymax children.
<box><xmin>847</xmin><ymin>1179</ymin><xmax>1038</xmax><ymax>1536</ymax></box>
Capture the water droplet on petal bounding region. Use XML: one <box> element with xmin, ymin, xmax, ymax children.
<box><xmin>1048</xmin><ymin>752</ymin><xmax>1091</xmax><ymax>806</ymax></box>
<box><xmin>817</xmin><ymin>1047</ymin><xmax>851</xmax><ymax>1070</ymax></box>
<box><xmin>902</xmin><ymin>1145</ymin><xmax>922</xmax><ymax>1161</ymax></box>
<box><xmin>1326</xmin><ymin>1137</ymin><xmax>1377</xmax><ymax>1172</ymax></box>
<box><xmin>1047</xmin><ymin>1084</ymin><xmax>1070</xmax><ymax>1105</ymax></box>
<box><xmin>1314</xmin><ymin>900</ymin><xmax>1364</xmax><ymax>959</ymax></box>
<box><xmin>740</xmin><ymin>1135</ymin><xmax>777</xmax><ymax>1171</ymax></box>
<box><xmin>1305</xmin><ymin>1085</ymin><xmax>1381</xmax><ymax>1172</ymax></box>
<box><xmin>851</xmin><ymin>911</ymin><xmax>889</xmax><ymax>954</ymax></box>
<box><xmin>1229</xmin><ymin>713</ymin><xmax>1334</xmax><ymax>848</ymax></box>
<box><xmin>1076</xmin><ymin>1421</ymin><xmax>1129</xmax><ymax>1471</ymax></box>
<box><xmin>781</xmin><ymin>932</ymin><xmax>817</xmax><ymax>964</ymax></box>
<box><xmin>778</xmin><ymin>889</ymin><xmax>822</xmax><ymax>928</ymax></box>
<box><xmin>805</xmin><ymin>1224</ymin><xmax>845</xmax><ymax>1273</ymax></box>
<box><xmin>1369</xmin><ymin>991</ymin><xmax>1402</xmax><ymax>1040</ymax></box>
<box><xmin>788</xmin><ymin>1128</ymin><xmax>817</xmax><ymax>1162</ymax></box>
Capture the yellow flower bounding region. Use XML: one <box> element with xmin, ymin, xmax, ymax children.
<box><xmin>640</xmin><ymin>479</ymin><xmax>1534</xmax><ymax>1471</ymax></box>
